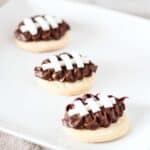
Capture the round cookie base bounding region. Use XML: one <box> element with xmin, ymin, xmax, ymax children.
<box><xmin>63</xmin><ymin>114</ymin><xmax>130</xmax><ymax>143</ymax></box>
<box><xmin>36</xmin><ymin>73</ymin><xmax>96</xmax><ymax>96</ymax></box>
<box><xmin>15</xmin><ymin>32</ymin><xmax>69</xmax><ymax>52</ymax></box>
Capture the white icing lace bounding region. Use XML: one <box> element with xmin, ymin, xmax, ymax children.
<box><xmin>20</xmin><ymin>15</ymin><xmax>63</xmax><ymax>35</ymax></box>
<box><xmin>68</xmin><ymin>95</ymin><xmax>117</xmax><ymax>116</ymax></box>
<box><xmin>41</xmin><ymin>52</ymin><xmax>90</xmax><ymax>72</ymax></box>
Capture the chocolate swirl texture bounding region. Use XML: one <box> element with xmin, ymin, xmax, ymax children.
<box><xmin>62</xmin><ymin>93</ymin><xmax>127</xmax><ymax>130</ymax></box>
<box><xmin>15</xmin><ymin>15</ymin><xmax>70</xmax><ymax>42</ymax></box>
<box><xmin>34</xmin><ymin>53</ymin><xmax>97</xmax><ymax>82</ymax></box>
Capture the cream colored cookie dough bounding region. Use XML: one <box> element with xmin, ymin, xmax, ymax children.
<box><xmin>36</xmin><ymin>73</ymin><xmax>96</xmax><ymax>96</ymax></box>
<box><xmin>63</xmin><ymin>114</ymin><xmax>130</xmax><ymax>143</ymax></box>
<box><xmin>15</xmin><ymin>32</ymin><xmax>69</xmax><ymax>52</ymax></box>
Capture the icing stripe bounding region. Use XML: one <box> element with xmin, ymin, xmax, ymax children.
<box><xmin>49</xmin><ymin>56</ymin><xmax>61</xmax><ymax>72</ymax></box>
<box><xmin>42</xmin><ymin>63</ymin><xmax>52</xmax><ymax>70</ymax></box>
<box><xmin>53</xmin><ymin>16</ymin><xmax>63</xmax><ymax>24</ymax></box>
<box><xmin>68</xmin><ymin>95</ymin><xmax>117</xmax><ymax>116</ymax></box>
<box><xmin>110</xmin><ymin>97</ymin><xmax>116</xmax><ymax>105</ymax></box>
<box><xmin>68</xmin><ymin>101</ymin><xmax>89</xmax><ymax>116</ymax></box>
<box><xmin>41</xmin><ymin>53</ymin><xmax>90</xmax><ymax>72</ymax></box>
<box><xmin>100</xmin><ymin>95</ymin><xmax>113</xmax><ymax>108</ymax></box>
<box><xmin>60</xmin><ymin>54</ymin><xmax>73</xmax><ymax>70</ymax></box>
<box><xmin>71</xmin><ymin>52</ymin><xmax>84</xmax><ymax>68</ymax></box>
<box><xmin>20</xmin><ymin>15</ymin><xmax>63</xmax><ymax>35</ymax></box>
<box><xmin>44</xmin><ymin>15</ymin><xmax>58</xmax><ymax>28</ymax></box>
<box><xmin>86</xmin><ymin>98</ymin><xmax>100</xmax><ymax>113</ymax></box>
<box><xmin>20</xmin><ymin>18</ymin><xmax>37</xmax><ymax>35</ymax></box>
<box><xmin>34</xmin><ymin>17</ymin><xmax>50</xmax><ymax>31</ymax></box>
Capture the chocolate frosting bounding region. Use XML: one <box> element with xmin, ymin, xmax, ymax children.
<box><xmin>34</xmin><ymin>53</ymin><xmax>97</xmax><ymax>82</ymax></box>
<box><xmin>15</xmin><ymin>15</ymin><xmax>70</xmax><ymax>42</ymax></box>
<box><xmin>62</xmin><ymin>93</ymin><xmax>127</xmax><ymax>130</ymax></box>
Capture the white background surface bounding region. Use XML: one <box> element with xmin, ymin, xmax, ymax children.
<box><xmin>0</xmin><ymin>0</ymin><xmax>150</xmax><ymax>149</ymax></box>
<box><xmin>70</xmin><ymin>0</ymin><xmax>150</xmax><ymax>19</ymax></box>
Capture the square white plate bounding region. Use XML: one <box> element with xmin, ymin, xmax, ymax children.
<box><xmin>0</xmin><ymin>0</ymin><xmax>150</xmax><ymax>149</ymax></box>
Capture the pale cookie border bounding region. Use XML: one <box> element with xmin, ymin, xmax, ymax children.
<box><xmin>15</xmin><ymin>31</ymin><xmax>69</xmax><ymax>52</ymax></box>
<box><xmin>36</xmin><ymin>73</ymin><xmax>96</xmax><ymax>96</ymax></box>
<box><xmin>63</xmin><ymin>114</ymin><xmax>130</xmax><ymax>143</ymax></box>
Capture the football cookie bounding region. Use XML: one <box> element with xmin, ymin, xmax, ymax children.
<box><xmin>14</xmin><ymin>15</ymin><xmax>70</xmax><ymax>52</ymax></box>
<box><xmin>62</xmin><ymin>93</ymin><xmax>130</xmax><ymax>142</ymax></box>
<box><xmin>34</xmin><ymin>52</ymin><xmax>97</xmax><ymax>95</ymax></box>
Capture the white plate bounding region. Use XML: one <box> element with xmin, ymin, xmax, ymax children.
<box><xmin>0</xmin><ymin>0</ymin><xmax>150</xmax><ymax>149</ymax></box>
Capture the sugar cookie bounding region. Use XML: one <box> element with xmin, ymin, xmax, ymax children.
<box><xmin>14</xmin><ymin>15</ymin><xmax>70</xmax><ymax>52</ymax></box>
<box><xmin>62</xmin><ymin>93</ymin><xmax>130</xmax><ymax>142</ymax></box>
<box><xmin>34</xmin><ymin>52</ymin><xmax>97</xmax><ymax>95</ymax></box>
